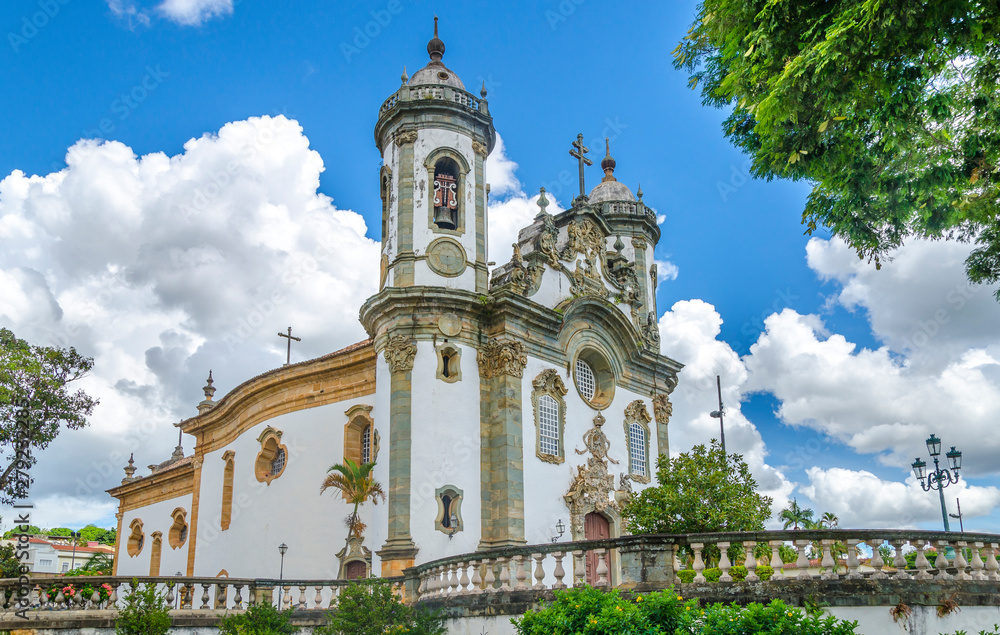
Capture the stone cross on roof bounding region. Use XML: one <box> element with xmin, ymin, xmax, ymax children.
<box><xmin>568</xmin><ymin>133</ymin><xmax>592</xmax><ymax>202</ymax></box>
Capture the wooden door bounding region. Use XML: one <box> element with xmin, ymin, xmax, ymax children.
<box><xmin>344</xmin><ymin>560</ymin><xmax>367</xmax><ymax>580</ymax></box>
<box><xmin>584</xmin><ymin>512</ymin><xmax>610</xmax><ymax>585</ymax></box>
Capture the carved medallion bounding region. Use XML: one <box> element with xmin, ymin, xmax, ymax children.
<box><xmin>439</xmin><ymin>313</ymin><xmax>462</xmax><ymax>337</ymax></box>
<box><xmin>383</xmin><ymin>335</ymin><xmax>416</xmax><ymax>373</ymax></box>
<box><xmin>477</xmin><ymin>338</ymin><xmax>527</xmax><ymax>379</ymax></box>
<box><xmin>426</xmin><ymin>237</ymin><xmax>467</xmax><ymax>277</ymax></box>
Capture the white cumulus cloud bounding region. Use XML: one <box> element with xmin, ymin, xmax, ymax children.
<box><xmin>157</xmin><ymin>0</ymin><xmax>233</xmax><ymax>25</ymax></box>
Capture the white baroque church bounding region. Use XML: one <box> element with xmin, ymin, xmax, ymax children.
<box><xmin>109</xmin><ymin>21</ymin><xmax>682</xmax><ymax>583</ymax></box>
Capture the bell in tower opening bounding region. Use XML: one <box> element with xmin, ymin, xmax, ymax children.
<box><xmin>432</xmin><ymin>157</ymin><xmax>459</xmax><ymax>230</ymax></box>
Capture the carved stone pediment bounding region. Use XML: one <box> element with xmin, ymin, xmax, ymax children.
<box><xmin>477</xmin><ymin>338</ymin><xmax>527</xmax><ymax>379</ymax></box>
<box><xmin>383</xmin><ymin>335</ymin><xmax>416</xmax><ymax>373</ymax></box>
<box><xmin>531</xmin><ymin>368</ymin><xmax>568</xmax><ymax>396</ymax></box>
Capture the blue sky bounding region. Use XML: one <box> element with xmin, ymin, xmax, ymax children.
<box><xmin>2</xmin><ymin>0</ymin><xmax>999</xmax><ymax>533</ymax></box>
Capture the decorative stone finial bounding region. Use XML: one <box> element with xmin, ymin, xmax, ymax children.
<box><xmin>601</xmin><ymin>138</ymin><xmax>617</xmax><ymax>183</ymax></box>
<box><xmin>401</xmin><ymin>65</ymin><xmax>408</xmax><ymax>84</ymax></box>
<box><xmin>122</xmin><ymin>453</ymin><xmax>137</xmax><ymax>483</ymax></box>
<box><xmin>427</xmin><ymin>16</ymin><xmax>445</xmax><ymax>63</ymax></box>
<box><xmin>614</xmin><ymin>235</ymin><xmax>625</xmax><ymax>254</ymax></box>
<box><xmin>535</xmin><ymin>187</ymin><xmax>550</xmax><ymax>218</ymax></box>
<box><xmin>197</xmin><ymin>370</ymin><xmax>217</xmax><ymax>415</ymax></box>
<box><xmin>637</xmin><ymin>183</ymin><xmax>643</xmax><ymax>201</ymax></box>
<box><xmin>480</xmin><ymin>80</ymin><xmax>488</xmax><ymax>98</ymax></box>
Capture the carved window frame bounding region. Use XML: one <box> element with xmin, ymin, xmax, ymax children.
<box><xmin>424</xmin><ymin>147</ymin><xmax>470</xmax><ymax>237</ymax></box>
<box><xmin>623</xmin><ymin>400</ymin><xmax>652</xmax><ymax>484</ymax></box>
<box><xmin>149</xmin><ymin>532</ymin><xmax>162</xmax><ymax>576</ymax></box>
<box><xmin>221</xmin><ymin>450</ymin><xmax>235</xmax><ymax>531</ymax></box>
<box><xmin>434</xmin><ymin>485</ymin><xmax>464</xmax><ymax>535</ymax></box>
<box><xmin>168</xmin><ymin>507</ymin><xmax>188</xmax><ymax>550</ymax></box>
<box><xmin>531</xmin><ymin>369</ymin><xmax>567</xmax><ymax>464</ymax></box>
<box><xmin>435</xmin><ymin>343</ymin><xmax>462</xmax><ymax>383</ymax></box>
<box><xmin>254</xmin><ymin>426</ymin><xmax>288</xmax><ymax>485</ymax></box>
<box><xmin>344</xmin><ymin>405</ymin><xmax>379</xmax><ymax>468</ymax></box>
<box><xmin>127</xmin><ymin>519</ymin><xmax>144</xmax><ymax>557</ymax></box>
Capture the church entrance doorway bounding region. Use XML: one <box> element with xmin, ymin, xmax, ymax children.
<box><xmin>584</xmin><ymin>511</ymin><xmax>610</xmax><ymax>585</ymax></box>
<box><xmin>344</xmin><ymin>560</ymin><xmax>366</xmax><ymax>580</ymax></box>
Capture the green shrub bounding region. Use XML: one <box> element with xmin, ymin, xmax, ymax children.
<box><xmin>679</xmin><ymin>599</ymin><xmax>859</xmax><ymax>634</ymax></box>
<box><xmin>677</xmin><ymin>569</ymin><xmax>695</xmax><ymax>583</ymax></box>
<box><xmin>114</xmin><ymin>581</ymin><xmax>171</xmax><ymax>635</ymax></box>
<box><xmin>704</xmin><ymin>568</ymin><xmax>722</xmax><ymax>582</ymax></box>
<box><xmin>218</xmin><ymin>602</ymin><xmax>299</xmax><ymax>634</ymax></box>
<box><xmin>729</xmin><ymin>565</ymin><xmax>747</xmax><ymax>581</ymax></box>
<box><xmin>756</xmin><ymin>565</ymin><xmax>774</xmax><ymax>581</ymax></box>
<box><xmin>514</xmin><ymin>586</ymin><xmax>685</xmax><ymax>635</ymax></box>
<box><xmin>316</xmin><ymin>581</ymin><xmax>445</xmax><ymax>635</ymax></box>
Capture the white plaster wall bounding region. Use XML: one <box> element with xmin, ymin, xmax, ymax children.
<box><xmin>520</xmin><ymin>355</ymin><xmax>655</xmax><ymax>547</ymax></box>
<box><xmin>369</xmin><ymin>355</ymin><xmax>392</xmax><ymax>576</ymax></box>
<box><xmin>531</xmin><ymin>267</ymin><xmax>571</xmax><ymax>309</ymax></box>
<box><xmin>413</xmin><ymin>262</ymin><xmax>476</xmax><ymax>289</ymax></box>
<box><xmin>381</xmin><ymin>141</ymin><xmax>400</xmax><ymax>265</ymax></box>
<box><xmin>407</xmin><ymin>340</ymin><xmax>483</xmax><ymax>561</ymax></box>
<box><xmin>190</xmin><ymin>396</ymin><xmax>378</xmax><ymax>579</ymax></box>
<box><xmin>117</xmin><ymin>493</ymin><xmax>192</xmax><ymax>577</ymax></box>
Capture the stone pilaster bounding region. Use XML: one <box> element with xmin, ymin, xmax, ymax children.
<box><xmin>474</xmin><ymin>145</ymin><xmax>488</xmax><ymax>293</ymax></box>
<box><xmin>477</xmin><ymin>339</ymin><xmax>528</xmax><ymax>549</ymax></box>
<box><xmin>378</xmin><ymin>335</ymin><xmax>418</xmax><ymax>576</ymax></box>
<box><xmin>631</xmin><ymin>237</ymin><xmax>649</xmax><ymax>314</ymax></box>
<box><xmin>185</xmin><ymin>454</ymin><xmax>204</xmax><ymax>575</ymax></box>
<box><xmin>394</xmin><ymin>135</ymin><xmax>416</xmax><ymax>286</ymax></box>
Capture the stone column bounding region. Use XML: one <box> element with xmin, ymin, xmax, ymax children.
<box><xmin>393</xmin><ymin>132</ymin><xmax>416</xmax><ymax>286</ymax></box>
<box><xmin>473</xmin><ymin>141</ymin><xmax>489</xmax><ymax>293</ymax></box>
<box><xmin>652</xmin><ymin>394</ymin><xmax>672</xmax><ymax>459</ymax></box>
<box><xmin>477</xmin><ymin>338</ymin><xmax>528</xmax><ymax>549</ymax></box>
<box><xmin>378</xmin><ymin>335</ymin><xmax>418</xmax><ymax>576</ymax></box>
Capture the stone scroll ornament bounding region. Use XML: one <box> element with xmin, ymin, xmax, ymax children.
<box><xmin>477</xmin><ymin>339</ymin><xmax>528</xmax><ymax>379</ymax></box>
<box><xmin>651</xmin><ymin>394</ymin><xmax>672</xmax><ymax>426</ymax></box>
<box><xmin>383</xmin><ymin>335</ymin><xmax>417</xmax><ymax>373</ymax></box>
<box><xmin>565</xmin><ymin>411</ymin><xmax>631</xmax><ymax>539</ymax></box>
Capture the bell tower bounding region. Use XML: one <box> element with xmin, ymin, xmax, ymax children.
<box><xmin>374</xmin><ymin>17</ymin><xmax>496</xmax><ymax>294</ymax></box>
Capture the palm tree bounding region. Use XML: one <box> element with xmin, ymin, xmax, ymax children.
<box><xmin>821</xmin><ymin>512</ymin><xmax>839</xmax><ymax>528</ymax></box>
<box><xmin>779</xmin><ymin>498</ymin><xmax>814</xmax><ymax>530</ymax></box>
<box><xmin>320</xmin><ymin>459</ymin><xmax>385</xmax><ymax>577</ymax></box>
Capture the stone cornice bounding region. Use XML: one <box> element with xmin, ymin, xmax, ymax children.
<box><xmin>106</xmin><ymin>460</ymin><xmax>194</xmax><ymax>512</ymax></box>
<box><xmin>177</xmin><ymin>340</ymin><xmax>376</xmax><ymax>454</ymax></box>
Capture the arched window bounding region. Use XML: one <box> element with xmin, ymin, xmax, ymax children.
<box><xmin>575</xmin><ymin>359</ymin><xmax>596</xmax><ymax>401</ymax></box>
<box><xmin>432</xmin><ymin>157</ymin><xmax>460</xmax><ymax>230</ymax></box>
<box><xmin>344</xmin><ymin>405</ymin><xmax>377</xmax><ymax>467</ymax></box>
<box><xmin>127</xmin><ymin>519</ymin><xmax>144</xmax><ymax>557</ymax></box>
<box><xmin>361</xmin><ymin>424</ymin><xmax>371</xmax><ymax>464</ymax></box>
<box><xmin>531</xmin><ymin>369</ymin><xmax>568</xmax><ymax>464</ymax></box>
<box><xmin>221</xmin><ymin>451</ymin><xmax>234</xmax><ymax>531</ymax></box>
<box><xmin>254</xmin><ymin>427</ymin><xmax>288</xmax><ymax>485</ymax></box>
<box><xmin>168</xmin><ymin>508</ymin><xmax>188</xmax><ymax>549</ymax></box>
<box><xmin>380</xmin><ymin>166</ymin><xmax>392</xmax><ymax>242</ymax></box>
<box><xmin>435</xmin><ymin>344</ymin><xmax>462</xmax><ymax>383</ymax></box>
<box><xmin>434</xmin><ymin>485</ymin><xmax>464</xmax><ymax>535</ymax></box>
<box><xmin>628</xmin><ymin>421</ymin><xmax>647</xmax><ymax>478</ymax></box>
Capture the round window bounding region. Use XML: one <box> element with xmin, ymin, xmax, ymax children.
<box><xmin>573</xmin><ymin>349</ymin><xmax>615</xmax><ymax>408</ymax></box>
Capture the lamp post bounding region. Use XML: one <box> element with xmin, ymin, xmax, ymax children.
<box><xmin>709</xmin><ymin>375</ymin><xmax>727</xmax><ymax>456</ymax></box>
<box><xmin>277</xmin><ymin>543</ymin><xmax>288</xmax><ymax>608</ymax></box>
<box><xmin>551</xmin><ymin>519</ymin><xmax>566</xmax><ymax>543</ymax></box>
<box><xmin>911</xmin><ymin>434</ymin><xmax>963</xmax><ymax>532</ymax></box>
<box><xmin>69</xmin><ymin>531</ymin><xmax>79</xmax><ymax>573</ymax></box>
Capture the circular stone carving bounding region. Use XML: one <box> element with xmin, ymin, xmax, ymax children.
<box><xmin>439</xmin><ymin>313</ymin><xmax>462</xmax><ymax>337</ymax></box>
<box><xmin>426</xmin><ymin>238</ymin><xmax>467</xmax><ymax>277</ymax></box>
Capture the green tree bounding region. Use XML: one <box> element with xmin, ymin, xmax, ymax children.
<box><xmin>622</xmin><ymin>439</ymin><xmax>773</xmax><ymax>534</ymax></box>
<box><xmin>779</xmin><ymin>499</ymin><xmax>815</xmax><ymax>530</ymax></box>
<box><xmin>674</xmin><ymin>1</ymin><xmax>1000</xmax><ymax>298</ymax></box>
<box><xmin>0</xmin><ymin>328</ymin><xmax>98</xmax><ymax>504</ymax></box>
<box><xmin>47</xmin><ymin>527</ymin><xmax>73</xmax><ymax>538</ymax></box>
<box><xmin>821</xmin><ymin>512</ymin><xmax>840</xmax><ymax>529</ymax></box>
<box><xmin>114</xmin><ymin>581</ymin><xmax>171</xmax><ymax>635</ymax></box>
<box><xmin>0</xmin><ymin>543</ymin><xmax>22</xmax><ymax>578</ymax></box>
<box><xmin>218</xmin><ymin>602</ymin><xmax>299</xmax><ymax>634</ymax></box>
<box><xmin>2</xmin><ymin>525</ymin><xmax>41</xmax><ymax>538</ymax></box>
<box><xmin>317</xmin><ymin>581</ymin><xmax>445</xmax><ymax>635</ymax></box>
<box><xmin>79</xmin><ymin>552</ymin><xmax>114</xmax><ymax>575</ymax></box>
<box><xmin>319</xmin><ymin>459</ymin><xmax>384</xmax><ymax>577</ymax></box>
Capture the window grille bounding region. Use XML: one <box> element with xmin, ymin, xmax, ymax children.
<box><xmin>270</xmin><ymin>448</ymin><xmax>286</xmax><ymax>476</ymax></box>
<box><xmin>576</xmin><ymin>359</ymin><xmax>596</xmax><ymax>400</ymax></box>
<box><xmin>629</xmin><ymin>421</ymin><xmax>646</xmax><ymax>477</ymax></box>
<box><xmin>538</xmin><ymin>395</ymin><xmax>560</xmax><ymax>456</ymax></box>
<box><xmin>361</xmin><ymin>425</ymin><xmax>371</xmax><ymax>464</ymax></box>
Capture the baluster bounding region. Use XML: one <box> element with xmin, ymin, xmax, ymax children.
<box><xmin>314</xmin><ymin>585</ymin><xmax>323</xmax><ymax>608</ymax></box>
<box><xmin>672</xmin><ymin>544</ymin><xmax>682</xmax><ymax>575</ymax></box>
<box><xmin>718</xmin><ymin>541</ymin><xmax>732</xmax><ymax>582</ymax></box>
<box><xmin>459</xmin><ymin>562</ymin><xmax>471</xmax><ymax>593</ymax></box>
<box><xmin>470</xmin><ymin>559</ymin><xmax>482</xmax><ymax>592</ymax></box>
<box><xmin>794</xmin><ymin>539</ymin><xmax>813</xmax><ymax>580</ymax></box>
<box><xmin>985</xmin><ymin>544</ymin><xmax>1000</xmax><ymax>581</ymax></box>
<box><xmin>247</xmin><ymin>583</ymin><xmax>257</xmax><ymax>607</ymax></box>
<box><xmin>54</xmin><ymin>586</ymin><xmax>65</xmax><ymax>609</ymax></box>
<box><xmin>935</xmin><ymin>540</ymin><xmax>952</xmax><ymax>579</ymax></box>
<box><xmin>498</xmin><ymin>557</ymin><xmax>511</xmax><ymax>591</ymax></box>
<box><xmin>439</xmin><ymin>565</ymin><xmax>449</xmax><ymax>596</ymax></box>
<box><xmin>38</xmin><ymin>584</ymin><xmax>48</xmax><ymax>609</ymax></box>
<box><xmin>869</xmin><ymin>540</ymin><xmax>887</xmax><ymax>580</ymax></box>
<box><xmin>298</xmin><ymin>585</ymin><xmax>307</xmax><ymax>609</ymax></box>
<box><xmin>429</xmin><ymin>567</ymin><xmax>441</xmax><ymax>597</ymax></box>
<box><xmin>971</xmin><ymin>542</ymin><xmax>987</xmax><ymax>581</ymax></box>
<box><xmin>164</xmin><ymin>582</ymin><xmax>175</xmax><ymax>609</ymax></box>
<box><xmin>595</xmin><ymin>549</ymin><xmax>609</xmax><ymax>587</ymax></box>
<box><xmin>282</xmin><ymin>585</ymin><xmax>292</xmax><ymax>609</ymax></box>
<box><xmin>483</xmin><ymin>558</ymin><xmax>496</xmax><ymax>592</ymax></box>
<box><xmin>200</xmin><ymin>583</ymin><xmax>211</xmax><ymax>610</ymax></box>
<box><xmin>91</xmin><ymin>586</ymin><xmax>101</xmax><ymax>608</ymax></box>
<box><xmin>743</xmin><ymin>541</ymin><xmax>759</xmax><ymax>582</ymax></box>
<box><xmin>954</xmin><ymin>541</ymin><xmax>971</xmax><ymax>580</ymax></box>
<box><xmin>532</xmin><ymin>553</ymin><xmax>546</xmax><ymax>589</ymax></box>
<box><xmin>891</xmin><ymin>539</ymin><xmax>910</xmax><ymax>580</ymax></box>
<box><xmin>553</xmin><ymin>551</ymin><xmax>567</xmax><ymax>589</ymax></box>
<box><xmin>514</xmin><ymin>555</ymin><xmax>529</xmax><ymax>589</ymax></box>
<box><xmin>769</xmin><ymin>540</ymin><xmax>784</xmax><ymax>580</ymax></box>
<box><xmin>217</xmin><ymin>583</ymin><xmax>229</xmax><ymax>610</ymax></box>
<box><xmin>691</xmin><ymin>543</ymin><xmax>706</xmax><ymax>583</ymax></box>
<box><xmin>233</xmin><ymin>584</ymin><xmax>243</xmax><ymax>610</ymax></box>
<box><xmin>914</xmin><ymin>541</ymin><xmax>933</xmax><ymax>580</ymax></box>
<box><xmin>572</xmin><ymin>550</ymin><xmax>586</xmax><ymax>587</ymax></box>
<box><xmin>451</xmin><ymin>564</ymin><xmax>462</xmax><ymax>595</ymax></box>
<box><xmin>846</xmin><ymin>539</ymin><xmax>862</xmax><ymax>580</ymax></box>
<box><xmin>821</xmin><ymin>540</ymin><xmax>838</xmax><ymax>580</ymax></box>
<box><xmin>417</xmin><ymin>572</ymin><xmax>428</xmax><ymax>597</ymax></box>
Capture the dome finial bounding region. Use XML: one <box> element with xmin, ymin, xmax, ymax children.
<box><xmin>601</xmin><ymin>137</ymin><xmax>617</xmax><ymax>182</ymax></box>
<box><xmin>427</xmin><ymin>16</ymin><xmax>445</xmax><ymax>62</ymax></box>
<box><xmin>401</xmin><ymin>65</ymin><xmax>408</xmax><ymax>84</ymax></box>
<box><xmin>480</xmin><ymin>80</ymin><xmax>488</xmax><ymax>98</ymax></box>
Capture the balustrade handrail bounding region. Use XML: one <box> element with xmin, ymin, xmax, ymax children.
<box><xmin>379</xmin><ymin>83</ymin><xmax>484</xmax><ymax>117</ymax></box>
<box><xmin>0</xmin><ymin>574</ymin><xmax>404</xmax><ymax>586</ymax></box>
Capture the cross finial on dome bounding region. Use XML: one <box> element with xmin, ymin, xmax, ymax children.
<box><xmin>601</xmin><ymin>137</ymin><xmax>617</xmax><ymax>183</ymax></box>
<box><xmin>428</xmin><ymin>16</ymin><xmax>445</xmax><ymax>63</ymax></box>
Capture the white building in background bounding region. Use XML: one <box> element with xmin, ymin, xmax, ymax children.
<box><xmin>108</xmin><ymin>20</ymin><xmax>682</xmax><ymax>583</ymax></box>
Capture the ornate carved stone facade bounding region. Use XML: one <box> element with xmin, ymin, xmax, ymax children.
<box><xmin>477</xmin><ymin>338</ymin><xmax>527</xmax><ymax>379</ymax></box>
<box><xmin>652</xmin><ymin>394</ymin><xmax>672</xmax><ymax>426</ymax></box>
<box><xmin>394</xmin><ymin>130</ymin><xmax>418</xmax><ymax>146</ymax></box>
<box><xmin>564</xmin><ymin>412</ymin><xmax>631</xmax><ymax>540</ymax></box>
<box><xmin>383</xmin><ymin>335</ymin><xmax>417</xmax><ymax>373</ymax></box>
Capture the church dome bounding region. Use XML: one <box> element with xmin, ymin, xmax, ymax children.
<box><xmin>407</xmin><ymin>17</ymin><xmax>466</xmax><ymax>90</ymax></box>
<box><xmin>588</xmin><ymin>139</ymin><xmax>635</xmax><ymax>202</ymax></box>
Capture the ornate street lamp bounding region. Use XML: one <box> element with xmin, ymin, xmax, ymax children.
<box><xmin>551</xmin><ymin>519</ymin><xmax>566</xmax><ymax>543</ymax></box>
<box><xmin>911</xmin><ymin>435</ymin><xmax>962</xmax><ymax>531</ymax></box>
<box><xmin>277</xmin><ymin>543</ymin><xmax>288</xmax><ymax>608</ymax></box>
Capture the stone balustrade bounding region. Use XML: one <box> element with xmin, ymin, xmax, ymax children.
<box><xmin>379</xmin><ymin>83</ymin><xmax>487</xmax><ymax>118</ymax></box>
